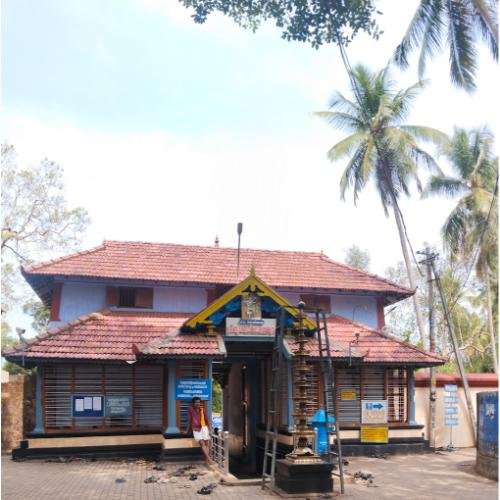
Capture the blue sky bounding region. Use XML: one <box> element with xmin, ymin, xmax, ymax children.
<box><xmin>2</xmin><ymin>0</ymin><xmax>498</xmax><ymax>337</ymax></box>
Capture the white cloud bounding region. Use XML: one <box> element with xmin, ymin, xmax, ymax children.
<box><xmin>3</xmin><ymin>113</ymin><xmax>455</xmax><ymax>276</ymax></box>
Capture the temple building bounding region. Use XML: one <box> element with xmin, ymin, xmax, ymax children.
<box><xmin>3</xmin><ymin>240</ymin><xmax>444</xmax><ymax>472</ymax></box>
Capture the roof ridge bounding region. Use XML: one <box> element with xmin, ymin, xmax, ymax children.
<box><xmin>23</xmin><ymin>242</ymin><xmax>107</xmax><ymax>274</ymax></box>
<box><xmin>319</xmin><ymin>254</ymin><xmax>414</xmax><ymax>295</ymax></box>
<box><xmin>104</xmin><ymin>239</ymin><xmax>325</xmax><ymax>256</ymax></box>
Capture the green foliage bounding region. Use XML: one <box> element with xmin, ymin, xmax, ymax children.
<box><xmin>22</xmin><ymin>299</ymin><xmax>50</xmax><ymax>333</ymax></box>
<box><xmin>343</xmin><ymin>244</ymin><xmax>370</xmax><ymax>271</ymax></box>
<box><xmin>384</xmin><ymin>258</ymin><xmax>495</xmax><ymax>372</ymax></box>
<box><xmin>178</xmin><ymin>0</ymin><xmax>381</xmax><ymax>48</ymax></box>
<box><xmin>212</xmin><ymin>379</ymin><xmax>223</xmax><ymax>413</ymax></box>
<box><xmin>316</xmin><ymin>64</ymin><xmax>447</xmax><ymax>216</ymax></box>
<box><xmin>1</xmin><ymin>144</ymin><xmax>90</xmax><ymax>348</ymax></box>
<box><xmin>394</xmin><ymin>0</ymin><xmax>498</xmax><ymax>92</ymax></box>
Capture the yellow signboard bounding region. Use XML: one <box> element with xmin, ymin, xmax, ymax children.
<box><xmin>360</xmin><ymin>426</ymin><xmax>388</xmax><ymax>443</ymax></box>
<box><xmin>341</xmin><ymin>389</ymin><xmax>357</xmax><ymax>401</ymax></box>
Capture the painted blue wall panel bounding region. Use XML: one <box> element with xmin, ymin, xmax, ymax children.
<box><xmin>331</xmin><ymin>295</ymin><xmax>378</xmax><ymax>329</ymax></box>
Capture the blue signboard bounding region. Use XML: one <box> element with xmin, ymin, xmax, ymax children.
<box><xmin>72</xmin><ymin>395</ymin><xmax>104</xmax><ymax>417</ymax></box>
<box><xmin>175</xmin><ymin>378</ymin><xmax>211</xmax><ymax>400</ymax></box>
<box><xmin>478</xmin><ymin>392</ymin><xmax>498</xmax><ymax>458</ymax></box>
<box><xmin>105</xmin><ymin>395</ymin><xmax>132</xmax><ymax>417</ymax></box>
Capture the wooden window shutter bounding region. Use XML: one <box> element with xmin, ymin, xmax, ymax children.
<box><xmin>106</xmin><ymin>286</ymin><xmax>119</xmax><ymax>306</ymax></box>
<box><xmin>135</xmin><ymin>287</ymin><xmax>154</xmax><ymax>308</ymax></box>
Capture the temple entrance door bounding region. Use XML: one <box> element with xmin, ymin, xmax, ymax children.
<box><xmin>221</xmin><ymin>359</ymin><xmax>259</xmax><ymax>478</ymax></box>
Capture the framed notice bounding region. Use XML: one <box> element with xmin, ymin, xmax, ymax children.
<box><xmin>72</xmin><ymin>395</ymin><xmax>104</xmax><ymax>418</ymax></box>
<box><xmin>360</xmin><ymin>426</ymin><xmax>388</xmax><ymax>443</ymax></box>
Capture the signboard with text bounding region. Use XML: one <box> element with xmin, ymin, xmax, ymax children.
<box><xmin>225</xmin><ymin>317</ymin><xmax>276</xmax><ymax>336</ymax></box>
<box><xmin>444</xmin><ymin>384</ymin><xmax>459</xmax><ymax>427</ymax></box>
<box><xmin>360</xmin><ymin>426</ymin><xmax>388</xmax><ymax>443</ymax></box>
<box><xmin>361</xmin><ymin>400</ymin><xmax>388</xmax><ymax>424</ymax></box>
<box><xmin>105</xmin><ymin>395</ymin><xmax>133</xmax><ymax>417</ymax></box>
<box><xmin>175</xmin><ymin>378</ymin><xmax>211</xmax><ymax>400</ymax></box>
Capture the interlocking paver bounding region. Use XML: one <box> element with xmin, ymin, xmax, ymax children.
<box><xmin>1</xmin><ymin>448</ymin><xmax>497</xmax><ymax>500</ymax></box>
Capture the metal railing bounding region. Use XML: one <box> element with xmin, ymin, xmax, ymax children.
<box><xmin>210</xmin><ymin>430</ymin><xmax>229</xmax><ymax>474</ymax></box>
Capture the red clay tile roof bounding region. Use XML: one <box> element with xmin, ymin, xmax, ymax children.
<box><xmin>415</xmin><ymin>373</ymin><xmax>498</xmax><ymax>387</ymax></box>
<box><xmin>323</xmin><ymin>315</ymin><xmax>446</xmax><ymax>365</ymax></box>
<box><xmin>286</xmin><ymin>315</ymin><xmax>444</xmax><ymax>365</ymax></box>
<box><xmin>142</xmin><ymin>334</ymin><xmax>226</xmax><ymax>357</ymax></box>
<box><xmin>2</xmin><ymin>311</ymin><xmax>190</xmax><ymax>362</ymax></box>
<box><xmin>23</xmin><ymin>240</ymin><xmax>412</xmax><ymax>298</ymax></box>
<box><xmin>2</xmin><ymin>310</ymin><xmax>443</xmax><ymax>366</ymax></box>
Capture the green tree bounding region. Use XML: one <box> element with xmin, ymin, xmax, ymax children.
<box><xmin>344</xmin><ymin>244</ymin><xmax>370</xmax><ymax>271</ymax></box>
<box><xmin>1</xmin><ymin>144</ymin><xmax>90</xmax><ymax>350</ymax></box>
<box><xmin>317</xmin><ymin>64</ymin><xmax>448</xmax><ymax>347</ymax></box>
<box><xmin>178</xmin><ymin>0</ymin><xmax>381</xmax><ymax>48</ymax></box>
<box><xmin>394</xmin><ymin>0</ymin><xmax>498</xmax><ymax>92</ymax></box>
<box><xmin>423</xmin><ymin>127</ymin><xmax>498</xmax><ymax>371</ymax></box>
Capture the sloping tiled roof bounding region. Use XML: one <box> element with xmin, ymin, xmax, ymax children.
<box><xmin>3</xmin><ymin>311</ymin><xmax>443</xmax><ymax>366</ymax></box>
<box><xmin>23</xmin><ymin>240</ymin><xmax>412</xmax><ymax>297</ymax></box>
<box><xmin>142</xmin><ymin>334</ymin><xmax>226</xmax><ymax>357</ymax></box>
<box><xmin>2</xmin><ymin>311</ymin><xmax>190</xmax><ymax>362</ymax></box>
<box><xmin>286</xmin><ymin>314</ymin><xmax>444</xmax><ymax>365</ymax></box>
<box><xmin>324</xmin><ymin>315</ymin><xmax>445</xmax><ymax>365</ymax></box>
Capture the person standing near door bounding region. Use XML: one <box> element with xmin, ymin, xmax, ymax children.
<box><xmin>183</xmin><ymin>396</ymin><xmax>212</xmax><ymax>464</ymax></box>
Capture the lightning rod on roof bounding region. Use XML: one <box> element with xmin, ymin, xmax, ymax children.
<box><xmin>236</xmin><ymin>222</ymin><xmax>243</xmax><ymax>280</ymax></box>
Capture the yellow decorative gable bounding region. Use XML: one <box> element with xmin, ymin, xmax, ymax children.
<box><xmin>183</xmin><ymin>270</ymin><xmax>316</xmax><ymax>332</ymax></box>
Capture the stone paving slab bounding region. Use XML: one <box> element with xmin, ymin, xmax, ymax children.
<box><xmin>1</xmin><ymin>448</ymin><xmax>497</xmax><ymax>500</ymax></box>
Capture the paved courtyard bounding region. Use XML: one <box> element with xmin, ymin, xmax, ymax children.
<box><xmin>1</xmin><ymin>448</ymin><xmax>497</xmax><ymax>500</ymax></box>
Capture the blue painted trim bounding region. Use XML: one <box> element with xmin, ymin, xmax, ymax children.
<box><xmin>165</xmin><ymin>360</ymin><xmax>180</xmax><ymax>435</ymax></box>
<box><xmin>408</xmin><ymin>368</ymin><xmax>416</xmax><ymax>424</ymax></box>
<box><xmin>207</xmin><ymin>359</ymin><xmax>213</xmax><ymax>421</ymax></box>
<box><xmin>287</xmin><ymin>360</ymin><xmax>294</xmax><ymax>432</ymax></box>
<box><xmin>223</xmin><ymin>336</ymin><xmax>274</xmax><ymax>342</ymax></box>
<box><xmin>33</xmin><ymin>367</ymin><xmax>44</xmax><ymax>434</ymax></box>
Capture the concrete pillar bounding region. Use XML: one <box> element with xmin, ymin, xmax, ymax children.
<box><xmin>207</xmin><ymin>358</ymin><xmax>213</xmax><ymax>421</ymax></box>
<box><xmin>33</xmin><ymin>366</ymin><xmax>44</xmax><ymax>434</ymax></box>
<box><xmin>164</xmin><ymin>360</ymin><xmax>180</xmax><ymax>435</ymax></box>
<box><xmin>408</xmin><ymin>367</ymin><xmax>416</xmax><ymax>424</ymax></box>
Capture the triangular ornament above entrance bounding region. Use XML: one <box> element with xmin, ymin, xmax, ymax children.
<box><xmin>182</xmin><ymin>268</ymin><xmax>316</xmax><ymax>334</ymax></box>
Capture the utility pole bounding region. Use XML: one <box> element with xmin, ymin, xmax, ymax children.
<box><xmin>429</xmin><ymin>255</ymin><xmax>477</xmax><ymax>442</ymax></box>
<box><xmin>418</xmin><ymin>247</ymin><xmax>437</xmax><ymax>449</ymax></box>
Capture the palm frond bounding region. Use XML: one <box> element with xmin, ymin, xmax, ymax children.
<box><xmin>314</xmin><ymin>111</ymin><xmax>365</xmax><ymax>133</ymax></box>
<box><xmin>423</xmin><ymin>175</ymin><xmax>467</xmax><ymax>197</ymax></box>
<box><xmin>339</xmin><ymin>144</ymin><xmax>370</xmax><ymax>202</ymax></box>
<box><xmin>400</xmin><ymin>125</ymin><xmax>450</xmax><ymax>149</ymax></box>
<box><xmin>327</xmin><ymin>132</ymin><xmax>368</xmax><ymax>162</ymax></box>
<box><xmin>470</xmin><ymin>0</ymin><xmax>498</xmax><ymax>60</ymax></box>
<box><xmin>394</xmin><ymin>0</ymin><xmax>445</xmax><ymax>74</ymax></box>
<box><xmin>447</xmin><ymin>0</ymin><xmax>478</xmax><ymax>91</ymax></box>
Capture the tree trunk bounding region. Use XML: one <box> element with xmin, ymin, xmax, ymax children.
<box><xmin>483</xmin><ymin>262</ymin><xmax>498</xmax><ymax>373</ymax></box>
<box><xmin>391</xmin><ymin>204</ymin><xmax>427</xmax><ymax>347</ymax></box>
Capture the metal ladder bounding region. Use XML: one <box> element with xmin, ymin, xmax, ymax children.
<box><xmin>261</xmin><ymin>308</ymin><xmax>286</xmax><ymax>490</ymax></box>
<box><xmin>315</xmin><ymin>309</ymin><xmax>345</xmax><ymax>494</ymax></box>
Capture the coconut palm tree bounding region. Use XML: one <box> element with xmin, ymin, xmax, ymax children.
<box><xmin>316</xmin><ymin>64</ymin><xmax>448</xmax><ymax>347</ymax></box>
<box><xmin>394</xmin><ymin>0</ymin><xmax>498</xmax><ymax>92</ymax></box>
<box><xmin>424</xmin><ymin>127</ymin><xmax>498</xmax><ymax>371</ymax></box>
